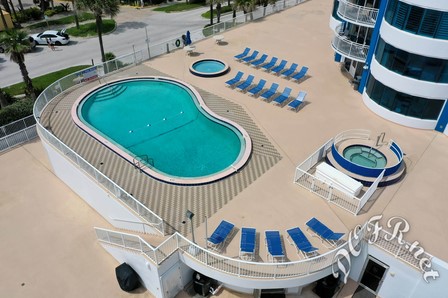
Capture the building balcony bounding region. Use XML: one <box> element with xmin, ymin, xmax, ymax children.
<box><xmin>332</xmin><ymin>28</ymin><xmax>369</xmax><ymax>62</ymax></box>
<box><xmin>337</xmin><ymin>0</ymin><xmax>378</xmax><ymax>28</ymax></box>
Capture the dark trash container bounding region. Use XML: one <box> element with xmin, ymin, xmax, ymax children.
<box><xmin>115</xmin><ymin>262</ymin><xmax>141</xmax><ymax>292</ymax></box>
<box><xmin>193</xmin><ymin>271</ymin><xmax>211</xmax><ymax>296</ymax></box>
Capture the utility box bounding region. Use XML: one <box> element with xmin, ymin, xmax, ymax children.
<box><xmin>0</xmin><ymin>10</ymin><xmax>14</xmax><ymax>31</ymax></box>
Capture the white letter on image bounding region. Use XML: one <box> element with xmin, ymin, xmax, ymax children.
<box><xmin>332</xmin><ymin>248</ymin><xmax>351</xmax><ymax>284</ymax></box>
<box><xmin>366</xmin><ymin>215</ymin><xmax>383</xmax><ymax>244</ymax></box>
<box><xmin>385</xmin><ymin>216</ymin><xmax>409</xmax><ymax>245</ymax></box>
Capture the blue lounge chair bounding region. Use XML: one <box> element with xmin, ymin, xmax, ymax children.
<box><xmin>236</xmin><ymin>74</ymin><xmax>255</xmax><ymax>92</ymax></box>
<box><xmin>286</xmin><ymin>227</ymin><xmax>318</xmax><ymax>258</ymax></box>
<box><xmin>234</xmin><ymin>47</ymin><xmax>250</xmax><ymax>60</ymax></box>
<box><xmin>287</xmin><ymin>91</ymin><xmax>307</xmax><ymax>111</ymax></box>
<box><xmin>273</xmin><ymin>87</ymin><xmax>292</xmax><ymax>106</ymax></box>
<box><xmin>250</xmin><ymin>54</ymin><xmax>268</xmax><ymax>67</ymax></box>
<box><xmin>270</xmin><ymin>60</ymin><xmax>287</xmax><ymax>75</ymax></box>
<box><xmin>306</xmin><ymin>217</ymin><xmax>344</xmax><ymax>246</ymax></box>
<box><xmin>281</xmin><ymin>63</ymin><xmax>298</xmax><ymax>78</ymax></box>
<box><xmin>247</xmin><ymin>79</ymin><xmax>267</xmax><ymax>97</ymax></box>
<box><xmin>261</xmin><ymin>57</ymin><xmax>278</xmax><ymax>71</ymax></box>
<box><xmin>260</xmin><ymin>83</ymin><xmax>279</xmax><ymax>101</ymax></box>
<box><xmin>240</xmin><ymin>227</ymin><xmax>256</xmax><ymax>260</ymax></box>
<box><xmin>242</xmin><ymin>50</ymin><xmax>259</xmax><ymax>63</ymax></box>
<box><xmin>265</xmin><ymin>230</ymin><xmax>285</xmax><ymax>262</ymax></box>
<box><xmin>207</xmin><ymin>220</ymin><xmax>235</xmax><ymax>251</ymax></box>
<box><xmin>291</xmin><ymin>66</ymin><xmax>309</xmax><ymax>82</ymax></box>
<box><xmin>225</xmin><ymin>71</ymin><xmax>244</xmax><ymax>88</ymax></box>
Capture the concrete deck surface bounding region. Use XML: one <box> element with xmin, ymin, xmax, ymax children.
<box><xmin>1</xmin><ymin>0</ymin><xmax>448</xmax><ymax>297</ymax></box>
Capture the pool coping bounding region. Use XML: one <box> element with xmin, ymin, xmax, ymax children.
<box><xmin>70</xmin><ymin>76</ymin><xmax>253</xmax><ymax>185</ymax></box>
<box><xmin>189</xmin><ymin>58</ymin><xmax>230</xmax><ymax>78</ymax></box>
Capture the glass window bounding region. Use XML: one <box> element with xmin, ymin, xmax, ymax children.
<box><xmin>385</xmin><ymin>0</ymin><xmax>448</xmax><ymax>40</ymax></box>
<box><xmin>365</xmin><ymin>75</ymin><xmax>444</xmax><ymax>120</ymax></box>
<box><xmin>375</xmin><ymin>38</ymin><xmax>448</xmax><ymax>83</ymax></box>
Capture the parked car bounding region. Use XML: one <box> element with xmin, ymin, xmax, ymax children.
<box><xmin>29</xmin><ymin>29</ymin><xmax>70</xmax><ymax>46</ymax></box>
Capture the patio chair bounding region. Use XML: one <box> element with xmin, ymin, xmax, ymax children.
<box><xmin>305</xmin><ymin>217</ymin><xmax>344</xmax><ymax>247</ymax></box>
<box><xmin>240</xmin><ymin>227</ymin><xmax>256</xmax><ymax>260</ymax></box>
<box><xmin>287</xmin><ymin>91</ymin><xmax>307</xmax><ymax>111</ymax></box>
<box><xmin>207</xmin><ymin>220</ymin><xmax>235</xmax><ymax>251</ymax></box>
<box><xmin>225</xmin><ymin>71</ymin><xmax>244</xmax><ymax>88</ymax></box>
<box><xmin>273</xmin><ymin>87</ymin><xmax>292</xmax><ymax>106</ymax></box>
<box><xmin>234</xmin><ymin>47</ymin><xmax>251</xmax><ymax>60</ymax></box>
<box><xmin>265</xmin><ymin>230</ymin><xmax>285</xmax><ymax>262</ymax></box>
<box><xmin>247</xmin><ymin>79</ymin><xmax>267</xmax><ymax>97</ymax></box>
<box><xmin>236</xmin><ymin>74</ymin><xmax>255</xmax><ymax>92</ymax></box>
<box><xmin>270</xmin><ymin>60</ymin><xmax>288</xmax><ymax>75</ymax></box>
<box><xmin>242</xmin><ymin>50</ymin><xmax>259</xmax><ymax>63</ymax></box>
<box><xmin>261</xmin><ymin>57</ymin><xmax>278</xmax><ymax>71</ymax></box>
<box><xmin>280</xmin><ymin>63</ymin><xmax>298</xmax><ymax>78</ymax></box>
<box><xmin>286</xmin><ymin>227</ymin><xmax>318</xmax><ymax>258</ymax></box>
<box><xmin>250</xmin><ymin>54</ymin><xmax>268</xmax><ymax>68</ymax></box>
<box><xmin>291</xmin><ymin>66</ymin><xmax>309</xmax><ymax>82</ymax></box>
<box><xmin>260</xmin><ymin>83</ymin><xmax>279</xmax><ymax>101</ymax></box>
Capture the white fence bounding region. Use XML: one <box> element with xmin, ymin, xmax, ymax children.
<box><xmin>0</xmin><ymin>115</ymin><xmax>37</xmax><ymax>153</ymax></box>
<box><xmin>294</xmin><ymin>130</ymin><xmax>381</xmax><ymax>215</ymax></box>
<box><xmin>95</xmin><ymin>224</ymin><xmax>366</xmax><ymax>279</ymax></box>
<box><xmin>337</xmin><ymin>0</ymin><xmax>379</xmax><ymax>27</ymax></box>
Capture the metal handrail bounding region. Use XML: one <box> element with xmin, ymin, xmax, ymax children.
<box><xmin>332</xmin><ymin>25</ymin><xmax>370</xmax><ymax>62</ymax></box>
<box><xmin>337</xmin><ymin>0</ymin><xmax>378</xmax><ymax>27</ymax></box>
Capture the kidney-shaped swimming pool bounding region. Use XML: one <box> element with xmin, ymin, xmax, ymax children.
<box><xmin>72</xmin><ymin>77</ymin><xmax>252</xmax><ymax>185</ymax></box>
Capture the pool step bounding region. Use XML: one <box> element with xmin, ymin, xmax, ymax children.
<box><xmin>325</xmin><ymin>150</ymin><xmax>405</xmax><ymax>187</ymax></box>
<box><xmin>93</xmin><ymin>85</ymin><xmax>127</xmax><ymax>101</ymax></box>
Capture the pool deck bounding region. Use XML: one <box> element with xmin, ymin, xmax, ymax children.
<box><xmin>1</xmin><ymin>0</ymin><xmax>448</xmax><ymax>297</ymax></box>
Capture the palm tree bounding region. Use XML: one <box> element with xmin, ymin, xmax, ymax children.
<box><xmin>70</xmin><ymin>0</ymin><xmax>80</xmax><ymax>29</ymax></box>
<box><xmin>207</xmin><ymin>0</ymin><xmax>214</xmax><ymax>26</ymax></box>
<box><xmin>76</xmin><ymin>0</ymin><xmax>120</xmax><ymax>62</ymax></box>
<box><xmin>260</xmin><ymin>0</ymin><xmax>276</xmax><ymax>16</ymax></box>
<box><xmin>215</xmin><ymin>0</ymin><xmax>224</xmax><ymax>23</ymax></box>
<box><xmin>0</xmin><ymin>30</ymin><xmax>36</xmax><ymax>100</ymax></box>
<box><xmin>233</xmin><ymin>0</ymin><xmax>255</xmax><ymax>21</ymax></box>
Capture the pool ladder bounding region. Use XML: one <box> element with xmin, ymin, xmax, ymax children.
<box><xmin>375</xmin><ymin>132</ymin><xmax>387</xmax><ymax>147</ymax></box>
<box><xmin>133</xmin><ymin>154</ymin><xmax>154</xmax><ymax>173</ymax></box>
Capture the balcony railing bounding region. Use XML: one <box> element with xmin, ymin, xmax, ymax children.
<box><xmin>337</xmin><ymin>0</ymin><xmax>379</xmax><ymax>27</ymax></box>
<box><xmin>331</xmin><ymin>27</ymin><xmax>369</xmax><ymax>62</ymax></box>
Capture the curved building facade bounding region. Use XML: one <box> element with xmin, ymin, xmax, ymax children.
<box><xmin>331</xmin><ymin>0</ymin><xmax>448</xmax><ymax>134</ymax></box>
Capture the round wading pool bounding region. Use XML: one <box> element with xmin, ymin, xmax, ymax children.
<box><xmin>343</xmin><ymin>145</ymin><xmax>387</xmax><ymax>169</ymax></box>
<box><xmin>189</xmin><ymin>59</ymin><xmax>229</xmax><ymax>77</ymax></box>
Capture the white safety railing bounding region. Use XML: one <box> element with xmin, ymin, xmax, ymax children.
<box><xmin>337</xmin><ymin>0</ymin><xmax>379</xmax><ymax>27</ymax></box>
<box><xmin>0</xmin><ymin>115</ymin><xmax>37</xmax><ymax>153</ymax></box>
<box><xmin>331</xmin><ymin>25</ymin><xmax>369</xmax><ymax>62</ymax></box>
<box><xmin>365</xmin><ymin>223</ymin><xmax>432</xmax><ymax>272</ymax></box>
<box><xmin>294</xmin><ymin>130</ymin><xmax>382</xmax><ymax>215</ymax></box>
<box><xmin>95</xmin><ymin>224</ymin><xmax>366</xmax><ymax>279</ymax></box>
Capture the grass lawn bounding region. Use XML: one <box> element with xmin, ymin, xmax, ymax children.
<box><xmin>4</xmin><ymin>65</ymin><xmax>91</xmax><ymax>96</ymax></box>
<box><xmin>201</xmin><ymin>6</ymin><xmax>233</xmax><ymax>19</ymax></box>
<box><xmin>66</xmin><ymin>20</ymin><xmax>116</xmax><ymax>37</ymax></box>
<box><xmin>27</xmin><ymin>12</ymin><xmax>95</xmax><ymax>30</ymax></box>
<box><xmin>153</xmin><ymin>3</ymin><xmax>204</xmax><ymax>13</ymax></box>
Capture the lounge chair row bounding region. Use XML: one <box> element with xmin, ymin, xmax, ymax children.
<box><xmin>225</xmin><ymin>71</ymin><xmax>307</xmax><ymax>111</ymax></box>
<box><xmin>207</xmin><ymin>218</ymin><xmax>345</xmax><ymax>262</ymax></box>
<box><xmin>234</xmin><ymin>47</ymin><xmax>309</xmax><ymax>82</ymax></box>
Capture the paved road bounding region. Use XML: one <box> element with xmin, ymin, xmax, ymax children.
<box><xmin>0</xmin><ymin>5</ymin><xmax>210</xmax><ymax>88</ymax></box>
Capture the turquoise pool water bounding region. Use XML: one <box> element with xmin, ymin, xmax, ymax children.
<box><xmin>78</xmin><ymin>79</ymin><xmax>246</xmax><ymax>181</ymax></box>
<box><xmin>343</xmin><ymin>145</ymin><xmax>387</xmax><ymax>169</ymax></box>
<box><xmin>193</xmin><ymin>60</ymin><xmax>226</xmax><ymax>73</ymax></box>
<box><xmin>190</xmin><ymin>59</ymin><xmax>229</xmax><ymax>77</ymax></box>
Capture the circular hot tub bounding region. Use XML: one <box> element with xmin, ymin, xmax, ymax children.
<box><xmin>189</xmin><ymin>59</ymin><xmax>230</xmax><ymax>77</ymax></box>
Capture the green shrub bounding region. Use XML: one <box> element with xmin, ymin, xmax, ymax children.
<box><xmin>27</xmin><ymin>7</ymin><xmax>44</xmax><ymax>20</ymax></box>
<box><xmin>105</xmin><ymin>52</ymin><xmax>116</xmax><ymax>61</ymax></box>
<box><xmin>0</xmin><ymin>99</ymin><xmax>34</xmax><ymax>126</ymax></box>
